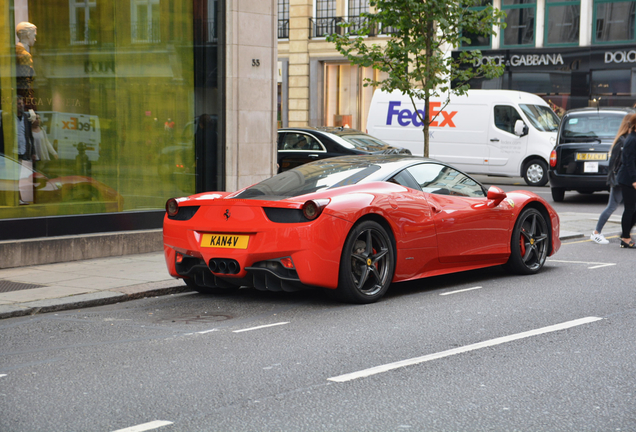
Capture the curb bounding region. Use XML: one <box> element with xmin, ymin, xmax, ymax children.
<box><xmin>0</xmin><ymin>281</ymin><xmax>191</xmax><ymax>320</ymax></box>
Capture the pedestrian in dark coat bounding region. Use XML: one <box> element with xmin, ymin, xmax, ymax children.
<box><xmin>616</xmin><ymin>115</ymin><xmax>636</xmax><ymax>248</ymax></box>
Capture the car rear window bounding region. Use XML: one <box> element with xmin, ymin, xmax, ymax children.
<box><xmin>335</xmin><ymin>134</ymin><xmax>392</xmax><ymax>151</ymax></box>
<box><xmin>561</xmin><ymin>112</ymin><xmax>626</xmax><ymax>141</ymax></box>
<box><xmin>232</xmin><ymin>160</ymin><xmax>382</xmax><ymax>199</ymax></box>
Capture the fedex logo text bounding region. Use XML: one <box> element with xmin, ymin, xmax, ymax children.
<box><xmin>62</xmin><ymin>117</ymin><xmax>96</xmax><ymax>132</ymax></box>
<box><xmin>386</xmin><ymin>101</ymin><xmax>457</xmax><ymax>128</ymax></box>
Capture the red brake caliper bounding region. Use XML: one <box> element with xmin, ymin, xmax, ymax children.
<box><xmin>519</xmin><ymin>230</ymin><xmax>527</xmax><ymax>255</ymax></box>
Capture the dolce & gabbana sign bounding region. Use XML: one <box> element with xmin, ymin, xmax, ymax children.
<box><xmin>473</xmin><ymin>53</ymin><xmax>564</xmax><ymax>67</ymax></box>
<box><xmin>604</xmin><ymin>49</ymin><xmax>636</xmax><ymax>64</ymax></box>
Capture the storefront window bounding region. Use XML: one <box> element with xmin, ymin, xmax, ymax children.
<box><xmin>545</xmin><ymin>0</ymin><xmax>580</xmax><ymax>46</ymax></box>
<box><xmin>0</xmin><ymin>0</ymin><xmax>197</xmax><ymax>219</ymax></box>
<box><xmin>591</xmin><ymin>69</ymin><xmax>633</xmax><ymax>94</ymax></box>
<box><xmin>594</xmin><ymin>0</ymin><xmax>636</xmax><ymax>43</ymax></box>
<box><xmin>511</xmin><ymin>72</ymin><xmax>572</xmax><ymax>94</ymax></box>
<box><xmin>324</xmin><ymin>63</ymin><xmax>387</xmax><ymax>132</ymax></box>
<box><xmin>502</xmin><ymin>0</ymin><xmax>536</xmax><ymax>47</ymax></box>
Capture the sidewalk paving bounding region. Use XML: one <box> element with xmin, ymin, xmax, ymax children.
<box><xmin>0</xmin><ymin>212</ymin><xmax>622</xmax><ymax>320</ymax></box>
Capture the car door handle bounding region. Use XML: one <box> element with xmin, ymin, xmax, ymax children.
<box><xmin>490</xmin><ymin>138</ymin><xmax>500</xmax><ymax>142</ymax></box>
<box><xmin>308</xmin><ymin>154</ymin><xmax>319</xmax><ymax>158</ymax></box>
<box><xmin>431</xmin><ymin>205</ymin><xmax>441</xmax><ymax>214</ymax></box>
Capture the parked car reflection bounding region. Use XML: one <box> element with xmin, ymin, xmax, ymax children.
<box><xmin>0</xmin><ymin>153</ymin><xmax>123</xmax><ymax>211</ymax></box>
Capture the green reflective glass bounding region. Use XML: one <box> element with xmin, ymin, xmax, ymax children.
<box><xmin>1</xmin><ymin>0</ymin><xmax>196</xmax><ymax>219</ymax></box>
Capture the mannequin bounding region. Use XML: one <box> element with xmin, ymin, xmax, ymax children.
<box><xmin>15</xmin><ymin>21</ymin><xmax>37</xmax><ymax>109</ymax></box>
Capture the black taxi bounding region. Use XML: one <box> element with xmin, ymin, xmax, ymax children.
<box><xmin>548</xmin><ymin>107</ymin><xmax>635</xmax><ymax>202</ymax></box>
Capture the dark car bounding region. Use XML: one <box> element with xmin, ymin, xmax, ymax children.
<box><xmin>277</xmin><ymin>127</ymin><xmax>410</xmax><ymax>172</ymax></box>
<box><xmin>548</xmin><ymin>107</ymin><xmax>636</xmax><ymax>202</ymax></box>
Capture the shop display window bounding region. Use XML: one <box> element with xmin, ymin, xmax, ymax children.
<box><xmin>545</xmin><ymin>0</ymin><xmax>580</xmax><ymax>46</ymax></box>
<box><xmin>324</xmin><ymin>63</ymin><xmax>386</xmax><ymax>132</ymax></box>
<box><xmin>0</xmin><ymin>0</ymin><xmax>197</xmax><ymax>219</ymax></box>
<box><xmin>502</xmin><ymin>0</ymin><xmax>536</xmax><ymax>47</ymax></box>
<box><xmin>594</xmin><ymin>0</ymin><xmax>636</xmax><ymax>43</ymax></box>
<box><xmin>591</xmin><ymin>69</ymin><xmax>634</xmax><ymax>95</ymax></box>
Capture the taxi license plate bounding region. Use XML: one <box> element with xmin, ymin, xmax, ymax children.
<box><xmin>576</xmin><ymin>153</ymin><xmax>607</xmax><ymax>161</ymax></box>
<box><xmin>200</xmin><ymin>234</ymin><xmax>249</xmax><ymax>249</ymax></box>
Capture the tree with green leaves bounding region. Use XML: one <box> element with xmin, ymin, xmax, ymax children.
<box><xmin>327</xmin><ymin>0</ymin><xmax>506</xmax><ymax>157</ymax></box>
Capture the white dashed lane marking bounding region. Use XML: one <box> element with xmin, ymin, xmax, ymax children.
<box><xmin>548</xmin><ymin>259</ymin><xmax>617</xmax><ymax>269</ymax></box>
<box><xmin>328</xmin><ymin>317</ymin><xmax>603</xmax><ymax>383</ymax></box>
<box><xmin>111</xmin><ymin>420</ymin><xmax>173</xmax><ymax>432</ymax></box>
<box><xmin>440</xmin><ymin>286</ymin><xmax>482</xmax><ymax>296</ymax></box>
<box><xmin>233</xmin><ymin>322</ymin><xmax>290</xmax><ymax>333</ymax></box>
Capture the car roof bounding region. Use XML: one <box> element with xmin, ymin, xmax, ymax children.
<box><xmin>278</xmin><ymin>126</ymin><xmax>367</xmax><ymax>137</ymax></box>
<box><xmin>305</xmin><ymin>154</ymin><xmax>451</xmax><ymax>181</ymax></box>
<box><xmin>563</xmin><ymin>107</ymin><xmax>636</xmax><ymax>116</ymax></box>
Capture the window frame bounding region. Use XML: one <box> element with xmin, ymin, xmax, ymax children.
<box><xmin>459</xmin><ymin>0</ymin><xmax>494</xmax><ymax>50</ymax></box>
<box><xmin>544</xmin><ymin>0</ymin><xmax>581</xmax><ymax>47</ymax></box>
<box><xmin>278</xmin><ymin>0</ymin><xmax>290</xmax><ymax>39</ymax></box>
<box><xmin>131</xmin><ymin>0</ymin><xmax>161</xmax><ymax>44</ymax></box>
<box><xmin>500</xmin><ymin>0</ymin><xmax>537</xmax><ymax>48</ymax></box>
<box><xmin>69</xmin><ymin>0</ymin><xmax>97</xmax><ymax>45</ymax></box>
<box><xmin>592</xmin><ymin>0</ymin><xmax>636</xmax><ymax>44</ymax></box>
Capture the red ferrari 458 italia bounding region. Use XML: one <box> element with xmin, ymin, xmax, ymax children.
<box><xmin>163</xmin><ymin>155</ymin><xmax>560</xmax><ymax>303</ymax></box>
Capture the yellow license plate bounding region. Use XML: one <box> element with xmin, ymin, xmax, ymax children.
<box><xmin>200</xmin><ymin>234</ymin><xmax>249</xmax><ymax>249</ymax></box>
<box><xmin>576</xmin><ymin>153</ymin><xmax>607</xmax><ymax>161</ymax></box>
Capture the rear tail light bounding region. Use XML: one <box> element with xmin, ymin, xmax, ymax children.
<box><xmin>549</xmin><ymin>150</ymin><xmax>557</xmax><ymax>168</ymax></box>
<box><xmin>166</xmin><ymin>198</ymin><xmax>179</xmax><ymax>217</ymax></box>
<box><xmin>302</xmin><ymin>199</ymin><xmax>330</xmax><ymax>220</ymax></box>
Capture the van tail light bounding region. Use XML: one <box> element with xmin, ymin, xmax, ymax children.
<box><xmin>549</xmin><ymin>150</ymin><xmax>557</xmax><ymax>168</ymax></box>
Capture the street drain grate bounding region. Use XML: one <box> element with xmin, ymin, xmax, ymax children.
<box><xmin>0</xmin><ymin>280</ymin><xmax>47</xmax><ymax>293</ymax></box>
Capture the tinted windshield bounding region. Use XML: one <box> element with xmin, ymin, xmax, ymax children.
<box><xmin>519</xmin><ymin>104</ymin><xmax>560</xmax><ymax>132</ymax></box>
<box><xmin>333</xmin><ymin>134</ymin><xmax>392</xmax><ymax>151</ymax></box>
<box><xmin>561</xmin><ymin>113</ymin><xmax>626</xmax><ymax>140</ymax></box>
<box><xmin>233</xmin><ymin>160</ymin><xmax>382</xmax><ymax>199</ymax></box>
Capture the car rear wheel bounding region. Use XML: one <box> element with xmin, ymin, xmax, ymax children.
<box><xmin>523</xmin><ymin>159</ymin><xmax>549</xmax><ymax>187</ymax></box>
<box><xmin>551</xmin><ymin>187</ymin><xmax>565</xmax><ymax>202</ymax></box>
<box><xmin>184</xmin><ymin>278</ymin><xmax>240</xmax><ymax>295</ymax></box>
<box><xmin>335</xmin><ymin>220</ymin><xmax>395</xmax><ymax>304</ymax></box>
<box><xmin>505</xmin><ymin>208</ymin><xmax>549</xmax><ymax>275</ymax></box>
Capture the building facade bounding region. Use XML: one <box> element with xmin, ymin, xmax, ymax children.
<box><xmin>0</xmin><ymin>0</ymin><xmax>278</xmax><ymax>241</ymax></box>
<box><xmin>277</xmin><ymin>0</ymin><xmax>636</xmax><ymax>129</ymax></box>
<box><xmin>277</xmin><ymin>0</ymin><xmax>388</xmax><ymax>132</ymax></box>
<box><xmin>457</xmin><ymin>0</ymin><xmax>636</xmax><ymax>113</ymax></box>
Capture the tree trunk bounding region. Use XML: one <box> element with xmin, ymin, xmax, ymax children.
<box><xmin>423</xmin><ymin>20</ymin><xmax>435</xmax><ymax>158</ymax></box>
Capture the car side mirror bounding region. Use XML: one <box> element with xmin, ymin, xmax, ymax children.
<box><xmin>487</xmin><ymin>186</ymin><xmax>507</xmax><ymax>208</ymax></box>
<box><xmin>514</xmin><ymin>119</ymin><xmax>529</xmax><ymax>137</ymax></box>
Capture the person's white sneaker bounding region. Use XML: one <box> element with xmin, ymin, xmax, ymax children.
<box><xmin>591</xmin><ymin>231</ymin><xmax>609</xmax><ymax>244</ymax></box>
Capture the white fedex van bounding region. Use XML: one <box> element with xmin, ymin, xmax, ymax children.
<box><xmin>38</xmin><ymin>111</ymin><xmax>101</xmax><ymax>162</ymax></box>
<box><xmin>366</xmin><ymin>89</ymin><xmax>560</xmax><ymax>186</ymax></box>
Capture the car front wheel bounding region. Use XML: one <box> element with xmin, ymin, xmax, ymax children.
<box><xmin>505</xmin><ymin>208</ymin><xmax>549</xmax><ymax>275</ymax></box>
<box><xmin>335</xmin><ymin>220</ymin><xmax>395</xmax><ymax>304</ymax></box>
<box><xmin>523</xmin><ymin>159</ymin><xmax>549</xmax><ymax>186</ymax></box>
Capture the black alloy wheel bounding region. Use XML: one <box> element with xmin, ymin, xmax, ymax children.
<box><xmin>335</xmin><ymin>220</ymin><xmax>395</xmax><ymax>304</ymax></box>
<box><xmin>505</xmin><ymin>208</ymin><xmax>549</xmax><ymax>275</ymax></box>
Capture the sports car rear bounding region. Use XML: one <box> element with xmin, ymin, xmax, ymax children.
<box><xmin>163</xmin><ymin>196</ymin><xmax>352</xmax><ymax>291</ymax></box>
